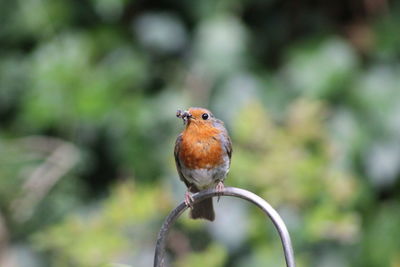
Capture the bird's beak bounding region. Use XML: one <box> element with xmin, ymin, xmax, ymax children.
<box><xmin>186</xmin><ymin>112</ymin><xmax>193</xmax><ymax>119</ymax></box>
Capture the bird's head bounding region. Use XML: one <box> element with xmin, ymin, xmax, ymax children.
<box><xmin>176</xmin><ymin>107</ymin><xmax>215</xmax><ymax>127</ymax></box>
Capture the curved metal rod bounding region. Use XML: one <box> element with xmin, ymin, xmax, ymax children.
<box><xmin>154</xmin><ymin>187</ymin><xmax>296</xmax><ymax>267</ymax></box>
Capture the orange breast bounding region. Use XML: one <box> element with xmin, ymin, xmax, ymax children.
<box><xmin>179</xmin><ymin>126</ymin><xmax>223</xmax><ymax>169</ymax></box>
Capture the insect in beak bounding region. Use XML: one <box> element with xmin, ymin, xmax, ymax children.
<box><xmin>176</xmin><ymin>109</ymin><xmax>193</xmax><ymax>124</ymax></box>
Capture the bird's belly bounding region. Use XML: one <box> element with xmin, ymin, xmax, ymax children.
<box><xmin>182</xmin><ymin>160</ymin><xmax>229</xmax><ymax>190</ymax></box>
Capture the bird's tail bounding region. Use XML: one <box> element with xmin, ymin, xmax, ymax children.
<box><xmin>190</xmin><ymin>198</ymin><xmax>215</xmax><ymax>221</ymax></box>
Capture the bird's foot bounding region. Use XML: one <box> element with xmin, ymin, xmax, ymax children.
<box><xmin>184</xmin><ymin>191</ymin><xmax>194</xmax><ymax>208</ymax></box>
<box><xmin>216</xmin><ymin>181</ymin><xmax>224</xmax><ymax>202</ymax></box>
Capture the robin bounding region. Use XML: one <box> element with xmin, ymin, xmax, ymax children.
<box><xmin>174</xmin><ymin>107</ymin><xmax>232</xmax><ymax>221</ymax></box>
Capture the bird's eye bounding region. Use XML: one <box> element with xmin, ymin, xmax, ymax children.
<box><xmin>202</xmin><ymin>113</ymin><xmax>209</xmax><ymax>120</ymax></box>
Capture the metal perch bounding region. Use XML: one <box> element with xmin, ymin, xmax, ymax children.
<box><xmin>154</xmin><ymin>187</ymin><xmax>296</xmax><ymax>267</ymax></box>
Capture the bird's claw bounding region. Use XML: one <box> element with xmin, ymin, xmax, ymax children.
<box><xmin>184</xmin><ymin>191</ymin><xmax>194</xmax><ymax>208</ymax></box>
<box><xmin>216</xmin><ymin>181</ymin><xmax>224</xmax><ymax>202</ymax></box>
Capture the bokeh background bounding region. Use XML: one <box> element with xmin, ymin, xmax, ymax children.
<box><xmin>1</xmin><ymin>0</ymin><xmax>400</xmax><ymax>266</ymax></box>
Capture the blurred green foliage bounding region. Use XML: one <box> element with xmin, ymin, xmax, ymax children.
<box><xmin>0</xmin><ymin>0</ymin><xmax>400</xmax><ymax>266</ymax></box>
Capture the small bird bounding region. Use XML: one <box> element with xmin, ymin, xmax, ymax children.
<box><xmin>174</xmin><ymin>107</ymin><xmax>232</xmax><ymax>221</ymax></box>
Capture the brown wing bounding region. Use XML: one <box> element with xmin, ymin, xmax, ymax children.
<box><xmin>224</xmin><ymin>133</ymin><xmax>232</xmax><ymax>162</ymax></box>
<box><xmin>174</xmin><ymin>134</ymin><xmax>192</xmax><ymax>188</ymax></box>
<box><xmin>214</xmin><ymin>119</ymin><xmax>232</xmax><ymax>164</ymax></box>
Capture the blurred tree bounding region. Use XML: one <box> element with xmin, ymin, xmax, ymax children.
<box><xmin>0</xmin><ymin>0</ymin><xmax>399</xmax><ymax>266</ymax></box>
